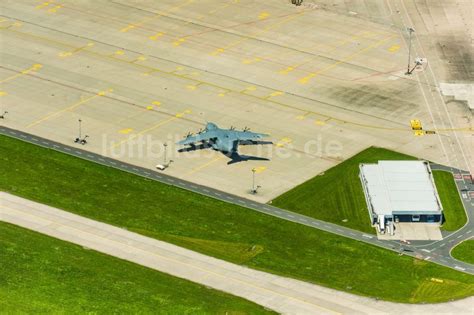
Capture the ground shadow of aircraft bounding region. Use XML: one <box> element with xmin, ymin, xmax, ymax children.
<box><xmin>177</xmin><ymin>122</ymin><xmax>272</xmax><ymax>165</ymax></box>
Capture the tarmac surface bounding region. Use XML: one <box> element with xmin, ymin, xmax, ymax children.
<box><xmin>2</xmin><ymin>191</ymin><xmax>473</xmax><ymax>315</ymax></box>
<box><xmin>1</xmin><ymin>0</ymin><xmax>472</xmax><ymax>203</ymax></box>
<box><xmin>2</xmin><ymin>126</ymin><xmax>473</xmax><ymax>276</ymax></box>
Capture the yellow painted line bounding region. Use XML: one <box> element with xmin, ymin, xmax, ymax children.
<box><xmin>170</xmin><ymin>0</ymin><xmax>240</xmax><ymax>46</ymax></box>
<box><xmin>276</xmin><ymin>31</ymin><xmax>380</xmax><ymax>74</ymax></box>
<box><xmin>111</xmin><ymin>109</ymin><xmax>191</xmax><ymax>148</ymax></box>
<box><xmin>7</xmin><ymin>27</ymin><xmax>443</xmax><ymax>134</ymax></box>
<box><xmin>0</xmin><ymin>64</ymin><xmax>42</xmax><ymax>84</ymax></box>
<box><xmin>114</xmin><ymin>50</ymin><xmax>125</xmax><ymax>56</ymax></box>
<box><xmin>242</xmin><ymin>85</ymin><xmax>257</xmax><ymax>93</ymax></box>
<box><xmin>388</xmin><ymin>44</ymin><xmax>400</xmax><ymax>52</ymax></box>
<box><xmin>152</xmin><ymin>101</ymin><xmax>161</xmax><ymax>106</ymax></box>
<box><xmin>297</xmin><ymin>34</ymin><xmax>396</xmax><ymax>84</ymax></box>
<box><xmin>275</xmin><ymin>137</ymin><xmax>292</xmax><ymax>148</ymax></box>
<box><xmin>47</xmin><ymin>5</ymin><xmax>62</xmax><ymax>13</ymax></box>
<box><xmin>36</xmin><ymin>1</ymin><xmax>53</xmax><ymax>9</ymax></box>
<box><xmin>211</xmin><ymin>10</ymin><xmax>306</xmax><ymax>56</ymax></box>
<box><xmin>0</xmin><ymin>91</ymin><xmax>7</xmax><ymax>96</ymax></box>
<box><xmin>258</xmin><ymin>12</ymin><xmax>270</xmax><ymax>20</ymax></box>
<box><xmin>314</xmin><ymin>120</ymin><xmax>326</xmax><ymax>126</ymax></box>
<box><xmin>186</xmin><ymin>156</ymin><xmax>224</xmax><ymax>175</ymax></box>
<box><xmin>132</xmin><ymin>55</ymin><xmax>147</xmax><ymax>63</ymax></box>
<box><xmin>119</xmin><ymin>128</ymin><xmax>133</xmax><ymax>134</ymax></box>
<box><xmin>58</xmin><ymin>42</ymin><xmax>94</xmax><ymax>58</ymax></box>
<box><xmin>253</xmin><ymin>166</ymin><xmax>267</xmax><ymax>174</ymax></box>
<box><xmin>120</xmin><ymin>0</ymin><xmax>195</xmax><ymax>33</ymax></box>
<box><xmin>267</xmin><ymin>91</ymin><xmax>284</xmax><ymax>98</ymax></box>
<box><xmin>242</xmin><ymin>57</ymin><xmax>262</xmax><ymax>65</ymax></box>
<box><xmin>149</xmin><ymin>32</ymin><xmax>165</xmax><ymax>41</ymax></box>
<box><xmin>27</xmin><ymin>88</ymin><xmax>113</xmax><ymax>128</ymax></box>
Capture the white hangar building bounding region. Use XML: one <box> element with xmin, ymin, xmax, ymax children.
<box><xmin>359</xmin><ymin>160</ymin><xmax>443</xmax><ymax>234</ymax></box>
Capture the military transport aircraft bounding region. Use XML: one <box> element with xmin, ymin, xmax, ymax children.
<box><xmin>177</xmin><ymin>122</ymin><xmax>272</xmax><ymax>164</ymax></box>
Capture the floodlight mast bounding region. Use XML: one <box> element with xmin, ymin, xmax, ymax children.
<box><xmin>406</xmin><ymin>27</ymin><xmax>415</xmax><ymax>75</ymax></box>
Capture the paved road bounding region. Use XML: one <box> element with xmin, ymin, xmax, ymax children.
<box><xmin>2</xmin><ymin>192</ymin><xmax>473</xmax><ymax>315</ymax></box>
<box><xmin>1</xmin><ymin>126</ymin><xmax>473</xmax><ymax>274</ymax></box>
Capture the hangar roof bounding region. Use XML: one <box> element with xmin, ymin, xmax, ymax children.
<box><xmin>360</xmin><ymin>161</ymin><xmax>443</xmax><ymax>215</ymax></box>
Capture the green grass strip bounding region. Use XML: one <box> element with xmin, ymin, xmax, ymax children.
<box><xmin>1</xmin><ymin>135</ymin><xmax>473</xmax><ymax>303</ymax></box>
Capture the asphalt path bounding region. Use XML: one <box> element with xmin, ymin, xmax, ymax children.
<box><xmin>1</xmin><ymin>126</ymin><xmax>473</xmax><ymax>274</ymax></box>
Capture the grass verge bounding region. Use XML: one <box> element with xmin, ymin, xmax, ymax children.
<box><xmin>272</xmin><ymin>147</ymin><xmax>416</xmax><ymax>233</ymax></box>
<box><xmin>0</xmin><ymin>222</ymin><xmax>272</xmax><ymax>314</ymax></box>
<box><xmin>1</xmin><ymin>135</ymin><xmax>473</xmax><ymax>303</ymax></box>
<box><xmin>432</xmin><ymin>170</ymin><xmax>467</xmax><ymax>231</ymax></box>
<box><xmin>451</xmin><ymin>241</ymin><xmax>474</xmax><ymax>265</ymax></box>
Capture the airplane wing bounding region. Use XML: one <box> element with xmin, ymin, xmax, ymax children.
<box><xmin>177</xmin><ymin>130</ymin><xmax>217</xmax><ymax>146</ymax></box>
<box><xmin>234</xmin><ymin>131</ymin><xmax>269</xmax><ymax>141</ymax></box>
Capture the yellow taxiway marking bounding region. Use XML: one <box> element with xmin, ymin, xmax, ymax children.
<box><xmin>119</xmin><ymin>128</ymin><xmax>133</xmax><ymax>134</ymax></box>
<box><xmin>258</xmin><ymin>12</ymin><xmax>270</xmax><ymax>20</ymax></box>
<box><xmin>186</xmin><ymin>84</ymin><xmax>198</xmax><ymax>91</ymax></box>
<box><xmin>0</xmin><ymin>64</ymin><xmax>42</xmax><ymax>85</ymax></box>
<box><xmin>13</xmin><ymin>27</ymin><xmax>467</xmax><ymax>134</ymax></box>
<box><xmin>152</xmin><ymin>101</ymin><xmax>161</xmax><ymax>106</ymax></box>
<box><xmin>266</xmin><ymin>91</ymin><xmax>284</xmax><ymax>98</ymax></box>
<box><xmin>242</xmin><ymin>57</ymin><xmax>262</xmax><ymax>65</ymax></box>
<box><xmin>314</xmin><ymin>120</ymin><xmax>326</xmax><ymax>126</ymax></box>
<box><xmin>242</xmin><ymin>86</ymin><xmax>257</xmax><ymax>93</ymax></box>
<box><xmin>114</xmin><ymin>50</ymin><xmax>125</xmax><ymax>56</ymax></box>
<box><xmin>253</xmin><ymin>166</ymin><xmax>267</xmax><ymax>174</ymax></box>
<box><xmin>297</xmin><ymin>34</ymin><xmax>396</xmax><ymax>84</ymax></box>
<box><xmin>275</xmin><ymin>137</ymin><xmax>292</xmax><ymax>148</ymax></box>
<box><xmin>277</xmin><ymin>31</ymin><xmax>381</xmax><ymax>75</ymax></box>
<box><xmin>36</xmin><ymin>1</ymin><xmax>53</xmax><ymax>9</ymax></box>
<box><xmin>111</xmin><ymin>109</ymin><xmax>191</xmax><ymax>148</ymax></box>
<box><xmin>186</xmin><ymin>156</ymin><xmax>224</xmax><ymax>176</ymax></box>
<box><xmin>131</xmin><ymin>55</ymin><xmax>147</xmax><ymax>63</ymax></box>
<box><xmin>0</xmin><ymin>91</ymin><xmax>7</xmax><ymax>96</ymax></box>
<box><xmin>171</xmin><ymin>0</ymin><xmax>240</xmax><ymax>46</ymax></box>
<box><xmin>211</xmin><ymin>10</ymin><xmax>306</xmax><ymax>56</ymax></box>
<box><xmin>58</xmin><ymin>42</ymin><xmax>94</xmax><ymax>58</ymax></box>
<box><xmin>388</xmin><ymin>44</ymin><xmax>400</xmax><ymax>52</ymax></box>
<box><xmin>47</xmin><ymin>5</ymin><xmax>62</xmax><ymax>13</ymax></box>
<box><xmin>27</xmin><ymin>88</ymin><xmax>113</xmax><ymax>128</ymax></box>
<box><xmin>120</xmin><ymin>0</ymin><xmax>195</xmax><ymax>33</ymax></box>
<box><xmin>149</xmin><ymin>32</ymin><xmax>165</xmax><ymax>41</ymax></box>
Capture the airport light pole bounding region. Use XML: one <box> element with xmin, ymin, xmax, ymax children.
<box><xmin>75</xmin><ymin>119</ymin><xmax>82</xmax><ymax>143</ymax></box>
<box><xmin>252</xmin><ymin>168</ymin><xmax>256</xmax><ymax>194</ymax></box>
<box><xmin>406</xmin><ymin>27</ymin><xmax>415</xmax><ymax>75</ymax></box>
<box><xmin>163</xmin><ymin>143</ymin><xmax>168</xmax><ymax>165</ymax></box>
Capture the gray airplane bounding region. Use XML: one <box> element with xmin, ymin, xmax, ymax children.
<box><xmin>177</xmin><ymin>122</ymin><xmax>272</xmax><ymax>164</ymax></box>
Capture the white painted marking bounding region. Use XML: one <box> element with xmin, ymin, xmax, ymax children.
<box><xmin>20</xmin><ymin>135</ymin><xmax>26</xmax><ymax>138</ymax></box>
<box><xmin>75</xmin><ymin>151</ymin><xmax>82</xmax><ymax>155</ymax></box>
<box><xmin>168</xmin><ymin>179</ymin><xmax>175</xmax><ymax>183</ymax></box>
<box><xmin>288</xmin><ymin>215</ymin><xmax>295</xmax><ymax>218</ymax></box>
<box><xmin>203</xmin><ymin>189</ymin><xmax>209</xmax><ymax>193</ymax></box>
<box><xmin>32</xmin><ymin>138</ymin><xmax>38</xmax><ymax>142</ymax></box>
<box><xmin>64</xmin><ymin>148</ymin><xmax>71</xmax><ymax>151</ymax></box>
<box><xmin>421</xmin><ymin>249</ymin><xmax>431</xmax><ymax>253</ymax></box>
<box><xmin>110</xmin><ymin>161</ymin><xmax>116</xmax><ymax>165</ymax></box>
<box><xmin>424</xmin><ymin>256</ymin><xmax>431</xmax><ymax>261</ymax></box>
<box><xmin>455</xmin><ymin>266</ymin><xmax>466</xmax><ymax>271</ymax></box>
<box><xmin>42</xmin><ymin>141</ymin><xmax>48</xmax><ymax>145</ymax></box>
<box><xmin>87</xmin><ymin>154</ymin><xmax>94</xmax><ymax>158</ymax></box>
<box><xmin>362</xmin><ymin>234</ymin><xmax>373</xmax><ymax>239</ymax></box>
<box><xmin>144</xmin><ymin>172</ymin><xmax>150</xmax><ymax>176</ymax></box>
<box><xmin>53</xmin><ymin>144</ymin><xmax>59</xmax><ymax>148</ymax></box>
<box><xmin>349</xmin><ymin>232</ymin><xmax>357</xmax><ymax>236</ymax></box>
<box><xmin>215</xmin><ymin>192</ymin><xmax>221</xmax><ymax>196</ymax></box>
<box><xmin>10</xmin><ymin>131</ymin><xmax>17</xmax><ymax>135</ymax></box>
